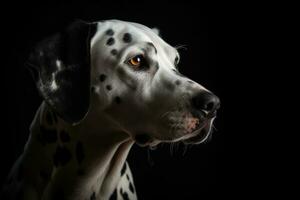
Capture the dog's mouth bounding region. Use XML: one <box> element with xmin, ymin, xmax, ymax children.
<box><xmin>134</xmin><ymin>109</ymin><xmax>216</xmax><ymax>146</ymax></box>
<box><xmin>182</xmin><ymin>118</ymin><xmax>214</xmax><ymax>144</ymax></box>
<box><xmin>181</xmin><ymin>109</ymin><xmax>216</xmax><ymax>144</ymax></box>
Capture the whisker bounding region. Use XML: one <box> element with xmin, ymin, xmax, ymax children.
<box><xmin>182</xmin><ymin>142</ymin><xmax>188</xmax><ymax>156</ymax></box>
<box><xmin>175</xmin><ymin>44</ymin><xmax>188</xmax><ymax>51</ymax></box>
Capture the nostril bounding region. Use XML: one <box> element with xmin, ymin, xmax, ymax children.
<box><xmin>205</xmin><ymin>101</ymin><xmax>215</xmax><ymax>112</ymax></box>
<box><xmin>191</xmin><ymin>92</ymin><xmax>220</xmax><ymax>114</ymax></box>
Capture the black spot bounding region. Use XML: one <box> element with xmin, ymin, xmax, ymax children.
<box><xmin>91</xmin><ymin>86</ymin><xmax>96</xmax><ymax>93</ymax></box>
<box><xmin>90</xmin><ymin>192</ymin><xmax>96</xmax><ymax>200</ymax></box>
<box><xmin>123</xmin><ymin>33</ymin><xmax>132</xmax><ymax>43</ymax></box>
<box><xmin>99</xmin><ymin>74</ymin><xmax>107</xmax><ymax>82</ymax></box>
<box><xmin>77</xmin><ymin>168</ymin><xmax>85</xmax><ymax>176</ymax></box>
<box><xmin>187</xmin><ymin>80</ymin><xmax>194</xmax><ymax>84</ymax></box>
<box><xmin>106</xmin><ymin>85</ymin><xmax>112</xmax><ymax>91</ymax></box>
<box><xmin>109</xmin><ymin>189</ymin><xmax>118</xmax><ymax>200</ymax></box>
<box><xmin>106</xmin><ymin>37</ymin><xmax>115</xmax><ymax>46</ymax></box>
<box><xmin>105</xmin><ymin>29</ymin><xmax>114</xmax><ymax>36</ymax></box>
<box><xmin>175</xmin><ymin>80</ymin><xmax>181</xmax><ymax>85</ymax></box>
<box><xmin>53</xmin><ymin>146</ymin><xmax>72</xmax><ymax>167</ymax></box>
<box><xmin>40</xmin><ymin>170</ymin><xmax>50</xmax><ymax>181</ymax></box>
<box><xmin>121</xmin><ymin>163</ymin><xmax>127</xmax><ymax>176</ymax></box>
<box><xmin>120</xmin><ymin>190</ymin><xmax>129</xmax><ymax>200</ymax></box>
<box><xmin>46</xmin><ymin>111</ymin><xmax>53</xmax><ymax>125</ymax></box>
<box><xmin>129</xmin><ymin>182</ymin><xmax>135</xmax><ymax>193</ymax></box>
<box><xmin>126</xmin><ymin>174</ymin><xmax>130</xmax><ymax>180</ymax></box>
<box><xmin>60</xmin><ymin>130</ymin><xmax>71</xmax><ymax>143</ymax></box>
<box><xmin>37</xmin><ymin>126</ymin><xmax>57</xmax><ymax>145</ymax></box>
<box><xmin>76</xmin><ymin>141</ymin><xmax>85</xmax><ymax>164</ymax></box>
<box><xmin>111</xmin><ymin>49</ymin><xmax>118</xmax><ymax>56</ymax></box>
<box><xmin>115</xmin><ymin>96</ymin><xmax>122</xmax><ymax>104</ymax></box>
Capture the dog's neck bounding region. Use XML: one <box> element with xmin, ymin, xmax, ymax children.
<box><xmin>31</xmin><ymin>102</ymin><xmax>133</xmax><ymax>198</ymax></box>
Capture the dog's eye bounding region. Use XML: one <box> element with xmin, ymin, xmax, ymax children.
<box><xmin>127</xmin><ymin>55</ymin><xmax>146</xmax><ymax>68</ymax></box>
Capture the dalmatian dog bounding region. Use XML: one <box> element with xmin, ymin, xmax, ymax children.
<box><xmin>1</xmin><ymin>20</ymin><xmax>220</xmax><ymax>200</ymax></box>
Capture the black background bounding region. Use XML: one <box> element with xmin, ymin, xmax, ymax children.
<box><xmin>0</xmin><ymin>2</ymin><xmax>231</xmax><ymax>199</ymax></box>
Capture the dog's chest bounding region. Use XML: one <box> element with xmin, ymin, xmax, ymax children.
<box><xmin>31</xmin><ymin>103</ymin><xmax>137</xmax><ymax>200</ymax></box>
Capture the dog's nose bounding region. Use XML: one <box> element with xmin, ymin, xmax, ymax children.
<box><xmin>191</xmin><ymin>91</ymin><xmax>220</xmax><ymax>115</ymax></box>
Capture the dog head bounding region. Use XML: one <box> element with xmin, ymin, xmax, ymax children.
<box><xmin>28</xmin><ymin>20</ymin><xmax>220</xmax><ymax>146</ymax></box>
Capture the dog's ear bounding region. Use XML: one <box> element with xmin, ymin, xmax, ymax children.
<box><xmin>152</xmin><ymin>27</ymin><xmax>160</xmax><ymax>36</ymax></box>
<box><xmin>27</xmin><ymin>20</ymin><xmax>97</xmax><ymax>125</ymax></box>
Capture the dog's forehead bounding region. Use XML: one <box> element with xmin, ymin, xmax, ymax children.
<box><xmin>92</xmin><ymin>20</ymin><xmax>176</xmax><ymax>54</ymax></box>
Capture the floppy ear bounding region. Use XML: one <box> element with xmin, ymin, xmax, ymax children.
<box><xmin>27</xmin><ymin>20</ymin><xmax>97</xmax><ymax>125</ymax></box>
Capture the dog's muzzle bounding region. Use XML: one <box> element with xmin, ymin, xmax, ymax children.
<box><xmin>184</xmin><ymin>91</ymin><xmax>220</xmax><ymax>144</ymax></box>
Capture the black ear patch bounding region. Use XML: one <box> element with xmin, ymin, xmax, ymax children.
<box><xmin>27</xmin><ymin>20</ymin><xmax>97</xmax><ymax>124</ymax></box>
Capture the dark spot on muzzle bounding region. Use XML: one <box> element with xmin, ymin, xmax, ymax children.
<box><xmin>175</xmin><ymin>79</ymin><xmax>181</xmax><ymax>85</ymax></box>
<box><xmin>162</xmin><ymin>78</ymin><xmax>175</xmax><ymax>91</ymax></box>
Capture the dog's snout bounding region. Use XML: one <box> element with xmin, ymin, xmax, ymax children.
<box><xmin>191</xmin><ymin>91</ymin><xmax>220</xmax><ymax>115</ymax></box>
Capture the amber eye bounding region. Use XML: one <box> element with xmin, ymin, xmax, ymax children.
<box><xmin>127</xmin><ymin>55</ymin><xmax>145</xmax><ymax>68</ymax></box>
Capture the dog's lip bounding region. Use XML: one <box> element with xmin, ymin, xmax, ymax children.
<box><xmin>183</xmin><ymin>119</ymin><xmax>212</xmax><ymax>144</ymax></box>
<box><xmin>191</xmin><ymin>109</ymin><xmax>217</xmax><ymax>120</ymax></box>
<box><xmin>189</xmin><ymin>119</ymin><xmax>210</xmax><ymax>135</ymax></box>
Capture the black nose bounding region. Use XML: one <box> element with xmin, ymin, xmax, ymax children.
<box><xmin>191</xmin><ymin>91</ymin><xmax>220</xmax><ymax>114</ymax></box>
